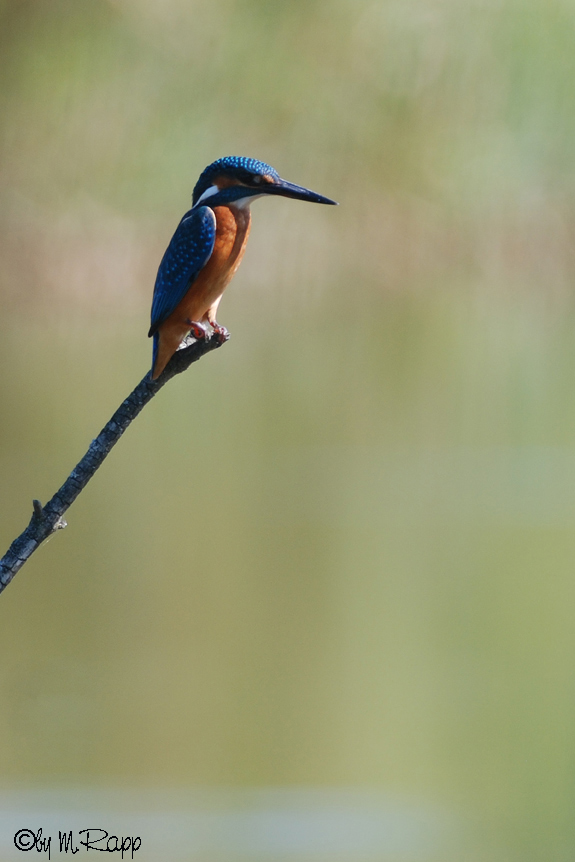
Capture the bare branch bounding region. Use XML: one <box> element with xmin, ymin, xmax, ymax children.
<box><xmin>0</xmin><ymin>331</ymin><xmax>228</xmax><ymax>594</ymax></box>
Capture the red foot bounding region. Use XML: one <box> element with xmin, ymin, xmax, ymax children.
<box><xmin>210</xmin><ymin>324</ymin><xmax>230</xmax><ymax>345</ymax></box>
<box><xmin>185</xmin><ymin>320</ymin><xmax>209</xmax><ymax>341</ymax></box>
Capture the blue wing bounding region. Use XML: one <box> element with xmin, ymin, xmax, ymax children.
<box><xmin>148</xmin><ymin>205</ymin><xmax>216</xmax><ymax>337</ymax></box>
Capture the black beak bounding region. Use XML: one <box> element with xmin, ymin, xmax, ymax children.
<box><xmin>264</xmin><ymin>178</ymin><xmax>338</xmax><ymax>205</ymax></box>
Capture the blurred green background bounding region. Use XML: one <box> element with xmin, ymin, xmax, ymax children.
<box><xmin>2</xmin><ymin>0</ymin><xmax>575</xmax><ymax>859</ymax></box>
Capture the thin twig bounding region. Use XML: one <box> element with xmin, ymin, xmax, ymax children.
<box><xmin>0</xmin><ymin>332</ymin><xmax>228</xmax><ymax>594</ymax></box>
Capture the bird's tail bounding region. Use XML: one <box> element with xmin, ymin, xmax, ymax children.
<box><xmin>151</xmin><ymin>332</ymin><xmax>159</xmax><ymax>378</ymax></box>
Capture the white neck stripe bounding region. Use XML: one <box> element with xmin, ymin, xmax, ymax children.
<box><xmin>194</xmin><ymin>184</ymin><xmax>219</xmax><ymax>206</ymax></box>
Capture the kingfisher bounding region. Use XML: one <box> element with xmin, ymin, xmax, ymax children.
<box><xmin>149</xmin><ymin>156</ymin><xmax>337</xmax><ymax>379</ymax></box>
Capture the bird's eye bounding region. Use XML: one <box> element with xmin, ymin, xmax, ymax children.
<box><xmin>252</xmin><ymin>175</ymin><xmax>262</xmax><ymax>184</ymax></box>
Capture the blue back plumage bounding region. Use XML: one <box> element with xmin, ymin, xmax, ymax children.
<box><xmin>192</xmin><ymin>156</ymin><xmax>279</xmax><ymax>205</ymax></box>
<box><xmin>149</xmin><ymin>205</ymin><xmax>216</xmax><ymax>338</ymax></box>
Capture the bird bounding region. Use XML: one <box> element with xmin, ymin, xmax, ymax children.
<box><xmin>148</xmin><ymin>156</ymin><xmax>338</xmax><ymax>379</ymax></box>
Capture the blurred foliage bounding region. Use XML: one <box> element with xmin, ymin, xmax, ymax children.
<box><xmin>2</xmin><ymin>0</ymin><xmax>575</xmax><ymax>859</ymax></box>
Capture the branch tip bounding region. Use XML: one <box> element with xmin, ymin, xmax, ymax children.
<box><xmin>0</xmin><ymin>332</ymin><xmax>228</xmax><ymax>594</ymax></box>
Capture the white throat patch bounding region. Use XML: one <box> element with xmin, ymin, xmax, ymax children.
<box><xmin>231</xmin><ymin>193</ymin><xmax>264</xmax><ymax>210</ymax></box>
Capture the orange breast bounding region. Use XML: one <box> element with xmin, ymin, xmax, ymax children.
<box><xmin>184</xmin><ymin>205</ymin><xmax>252</xmax><ymax>319</ymax></box>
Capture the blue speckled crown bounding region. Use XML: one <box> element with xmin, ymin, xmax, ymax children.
<box><xmin>192</xmin><ymin>156</ymin><xmax>280</xmax><ymax>205</ymax></box>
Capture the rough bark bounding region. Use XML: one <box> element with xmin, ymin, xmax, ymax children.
<box><xmin>0</xmin><ymin>332</ymin><xmax>228</xmax><ymax>594</ymax></box>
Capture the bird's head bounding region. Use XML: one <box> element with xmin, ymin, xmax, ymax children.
<box><xmin>192</xmin><ymin>156</ymin><xmax>338</xmax><ymax>209</ymax></box>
